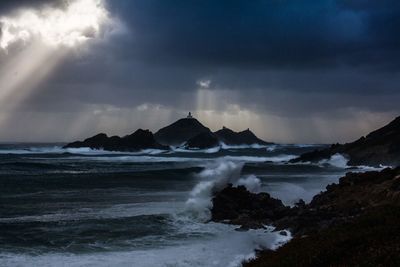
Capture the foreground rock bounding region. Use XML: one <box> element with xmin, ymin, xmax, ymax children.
<box><xmin>64</xmin><ymin>129</ymin><xmax>167</xmax><ymax>151</ymax></box>
<box><xmin>291</xmin><ymin>116</ymin><xmax>400</xmax><ymax>167</ymax></box>
<box><xmin>245</xmin><ymin>206</ymin><xmax>400</xmax><ymax>267</ymax></box>
<box><xmin>211</xmin><ymin>167</ymin><xmax>400</xmax><ymax>266</ymax></box>
<box><xmin>214</xmin><ymin>127</ymin><xmax>273</xmax><ymax>146</ymax></box>
<box><xmin>212</xmin><ymin>167</ymin><xmax>400</xmax><ymax>234</ymax></box>
<box><xmin>211</xmin><ymin>185</ymin><xmax>292</xmax><ymax>229</ymax></box>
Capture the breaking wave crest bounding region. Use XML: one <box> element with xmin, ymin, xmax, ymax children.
<box><xmin>184</xmin><ymin>161</ymin><xmax>262</xmax><ymax>222</ymax></box>
<box><xmin>319</xmin><ymin>153</ymin><xmax>349</xmax><ymax>168</ymax></box>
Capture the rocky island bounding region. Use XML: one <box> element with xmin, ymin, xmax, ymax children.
<box><xmin>215</xmin><ymin>127</ymin><xmax>272</xmax><ymax>146</ymax></box>
<box><xmin>64</xmin><ymin>129</ymin><xmax>167</xmax><ymax>151</ymax></box>
<box><xmin>64</xmin><ymin>113</ymin><xmax>272</xmax><ymax>151</ymax></box>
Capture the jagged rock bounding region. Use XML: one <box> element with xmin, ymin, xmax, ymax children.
<box><xmin>211</xmin><ymin>184</ymin><xmax>292</xmax><ymax>229</ymax></box>
<box><xmin>211</xmin><ymin>167</ymin><xmax>400</xmax><ymax>235</ymax></box>
<box><xmin>291</xmin><ymin>116</ymin><xmax>400</xmax><ymax>167</ymax></box>
<box><xmin>154</xmin><ymin>118</ymin><xmax>212</xmax><ymax>146</ymax></box>
<box><xmin>214</xmin><ymin>127</ymin><xmax>272</xmax><ymax>146</ymax></box>
<box><xmin>185</xmin><ymin>132</ymin><xmax>220</xmax><ymax>149</ymax></box>
<box><xmin>64</xmin><ymin>129</ymin><xmax>167</xmax><ymax>151</ymax></box>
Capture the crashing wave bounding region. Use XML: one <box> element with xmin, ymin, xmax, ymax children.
<box><xmin>184</xmin><ymin>161</ymin><xmax>264</xmax><ymax>221</ymax></box>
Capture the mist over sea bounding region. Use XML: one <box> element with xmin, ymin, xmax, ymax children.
<box><xmin>0</xmin><ymin>143</ymin><xmax>377</xmax><ymax>267</ymax></box>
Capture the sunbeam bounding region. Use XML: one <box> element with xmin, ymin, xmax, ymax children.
<box><xmin>0</xmin><ymin>0</ymin><xmax>108</xmax><ymax>49</ymax></box>
<box><xmin>0</xmin><ymin>0</ymin><xmax>111</xmax><ymax>126</ymax></box>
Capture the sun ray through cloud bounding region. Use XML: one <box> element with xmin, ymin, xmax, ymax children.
<box><xmin>0</xmin><ymin>0</ymin><xmax>112</xmax><ymax>127</ymax></box>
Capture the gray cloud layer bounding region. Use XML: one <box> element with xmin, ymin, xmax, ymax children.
<box><xmin>0</xmin><ymin>0</ymin><xmax>399</xmax><ymax>143</ymax></box>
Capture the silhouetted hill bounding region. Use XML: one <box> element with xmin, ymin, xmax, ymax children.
<box><xmin>185</xmin><ymin>132</ymin><xmax>220</xmax><ymax>149</ymax></box>
<box><xmin>214</xmin><ymin>127</ymin><xmax>272</xmax><ymax>146</ymax></box>
<box><xmin>291</xmin><ymin>116</ymin><xmax>400</xmax><ymax>167</ymax></box>
<box><xmin>154</xmin><ymin>118</ymin><xmax>212</xmax><ymax>146</ymax></box>
<box><xmin>64</xmin><ymin>129</ymin><xmax>167</xmax><ymax>151</ymax></box>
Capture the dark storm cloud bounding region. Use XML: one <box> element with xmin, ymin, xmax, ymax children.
<box><xmin>106</xmin><ymin>0</ymin><xmax>400</xmax><ymax>70</ymax></box>
<box><xmin>5</xmin><ymin>0</ymin><xmax>398</xmax><ymax>102</ymax></box>
<box><xmin>0</xmin><ymin>0</ymin><xmax>399</xmax><ymax>142</ymax></box>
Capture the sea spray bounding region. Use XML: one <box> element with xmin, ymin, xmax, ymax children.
<box><xmin>237</xmin><ymin>175</ymin><xmax>262</xmax><ymax>193</ymax></box>
<box><xmin>184</xmin><ymin>161</ymin><xmax>264</xmax><ymax>221</ymax></box>
<box><xmin>185</xmin><ymin>161</ymin><xmax>243</xmax><ymax>221</ymax></box>
<box><xmin>320</xmin><ymin>153</ymin><xmax>349</xmax><ymax>168</ymax></box>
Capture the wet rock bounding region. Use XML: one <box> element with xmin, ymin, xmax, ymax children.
<box><xmin>211</xmin><ymin>184</ymin><xmax>291</xmax><ymax>229</ymax></box>
<box><xmin>211</xmin><ymin>167</ymin><xmax>400</xmax><ymax>235</ymax></box>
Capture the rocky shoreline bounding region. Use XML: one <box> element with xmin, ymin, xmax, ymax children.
<box><xmin>210</xmin><ymin>167</ymin><xmax>400</xmax><ymax>266</ymax></box>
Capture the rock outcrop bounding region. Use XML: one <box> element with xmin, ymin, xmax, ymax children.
<box><xmin>211</xmin><ymin>167</ymin><xmax>400</xmax><ymax>266</ymax></box>
<box><xmin>245</xmin><ymin>206</ymin><xmax>400</xmax><ymax>267</ymax></box>
<box><xmin>64</xmin><ymin>129</ymin><xmax>167</xmax><ymax>151</ymax></box>
<box><xmin>211</xmin><ymin>184</ymin><xmax>292</xmax><ymax>229</ymax></box>
<box><xmin>291</xmin><ymin>116</ymin><xmax>400</xmax><ymax>167</ymax></box>
<box><xmin>185</xmin><ymin>132</ymin><xmax>220</xmax><ymax>149</ymax></box>
<box><xmin>214</xmin><ymin>127</ymin><xmax>272</xmax><ymax>146</ymax></box>
<box><xmin>211</xmin><ymin>167</ymin><xmax>400</xmax><ymax>235</ymax></box>
<box><xmin>154</xmin><ymin>118</ymin><xmax>212</xmax><ymax>146</ymax></box>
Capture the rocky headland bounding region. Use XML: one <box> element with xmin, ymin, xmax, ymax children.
<box><xmin>291</xmin><ymin>116</ymin><xmax>400</xmax><ymax>167</ymax></box>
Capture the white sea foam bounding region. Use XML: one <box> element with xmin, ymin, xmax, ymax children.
<box><xmin>171</xmin><ymin>146</ymin><xmax>221</xmax><ymax>154</ymax></box>
<box><xmin>222</xmin><ymin>154</ymin><xmax>296</xmax><ymax>163</ymax></box>
<box><xmin>220</xmin><ymin>143</ymin><xmax>268</xmax><ymax>150</ymax></box>
<box><xmin>317</xmin><ymin>153</ymin><xmax>349</xmax><ymax>168</ymax></box>
<box><xmin>0</xmin><ymin>146</ymin><xmax>168</xmax><ymax>155</ymax></box>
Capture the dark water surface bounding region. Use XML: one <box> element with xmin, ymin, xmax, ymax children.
<box><xmin>0</xmin><ymin>143</ymin><xmax>366</xmax><ymax>266</ymax></box>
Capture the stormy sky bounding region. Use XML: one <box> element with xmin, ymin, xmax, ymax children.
<box><xmin>0</xmin><ymin>0</ymin><xmax>399</xmax><ymax>143</ymax></box>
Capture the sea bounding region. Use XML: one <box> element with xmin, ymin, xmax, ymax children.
<box><xmin>0</xmin><ymin>143</ymin><xmax>381</xmax><ymax>267</ymax></box>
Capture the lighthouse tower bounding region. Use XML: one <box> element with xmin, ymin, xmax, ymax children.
<box><xmin>187</xmin><ymin>112</ymin><xmax>193</xmax><ymax>119</ymax></box>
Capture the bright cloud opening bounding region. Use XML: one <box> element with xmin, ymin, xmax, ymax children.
<box><xmin>0</xmin><ymin>0</ymin><xmax>109</xmax><ymax>49</ymax></box>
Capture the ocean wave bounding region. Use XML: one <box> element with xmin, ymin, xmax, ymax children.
<box><xmin>318</xmin><ymin>153</ymin><xmax>349</xmax><ymax>168</ymax></box>
<box><xmin>220</xmin><ymin>143</ymin><xmax>268</xmax><ymax>150</ymax></box>
<box><xmin>0</xmin><ymin>146</ymin><xmax>169</xmax><ymax>155</ymax></box>
<box><xmin>184</xmin><ymin>161</ymin><xmax>267</xmax><ymax>222</ymax></box>
<box><xmin>317</xmin><ymin>153</ymin><xmax>389</xmax><ymax>170</ymax></box>
<box><xmin>170</xmin><ymin>146</ymin><xmax>221</xmax><ymax>154</ymax></box>
<box><xmin>0</xmin><ymin>225</ymin><xmax>288</xmax><ymax>267</ymax></box>
<box><xmin>0</xmin><ymin>201</ymin><xmax>183</xmax><ymax>223</ymax></box>
<box><xmin>222</xmin><ymin>154</ymin><xmax>296</xmax><ymax>163</ymax></box>
<box><xmin>184</xmin><ymin>161</ymin><xmax>244</xmax><ymax>221</ymax></box>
